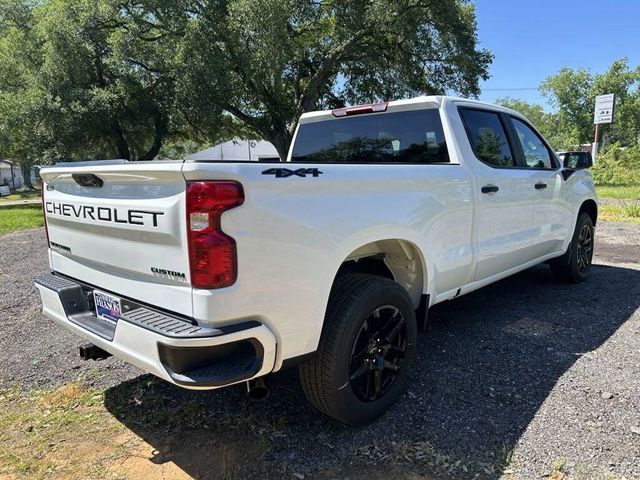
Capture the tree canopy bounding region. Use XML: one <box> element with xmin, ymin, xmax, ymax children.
<box><xmin>497</xmin><ymin>59</ymin><xmax>640</xmax><ymax>152</ymax></box>
<box><xmin>176</xmin><ymin>0</ymin><xmax>492</xmax><ymax>158</ymax></box>
<box><xmin>2</xmin><ymin>0</ymin><xmax>640</xmax><ymax>171</ymax></box>
<box><xmin>540</xmin><ymin>59</ymin><xmax>640</xmax><ymax>149</ymax></box>
<box><xmin>0</xmin><ymin>0</ymin><xmax>204</xmax><ymax>167</ymax></box>
<box><xmin>0</xmin><ymin>0</ymin><xmax>492</xmax><ymax>166</ymax></box>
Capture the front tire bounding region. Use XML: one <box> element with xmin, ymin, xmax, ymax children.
<box><xmin>550</xmin><ymin>212</ymin><xmax>595</xmax><ymax>283</ymax></box>
<box><xmin>299</xmin><ymin>274</ymin><xmax>417</xmax><ymax>425</ymax></box>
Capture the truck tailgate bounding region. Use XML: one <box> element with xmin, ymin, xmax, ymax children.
<box><xmin>40</xmin><ymin>161</ymin><xmax>193</xmax><ymax>317</ymax></box>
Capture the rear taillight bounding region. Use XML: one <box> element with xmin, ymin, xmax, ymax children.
<box><xmin>186</xmin><ymin>181</ymin><xmax>244</xmax><ymax>289</ymax></box>
<box><xmin>41</xmin><ymin>182</ymin><xmax>50</xmax><ymax>246</ymax></box>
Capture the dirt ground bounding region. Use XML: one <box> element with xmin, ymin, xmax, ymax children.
<box><xmin>0</xmin><ymin>222</ymin><xmax>639</xmax><ymax>479</ymax></box>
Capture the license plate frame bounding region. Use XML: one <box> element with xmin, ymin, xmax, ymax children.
<box><xmin>93</xmin><ymin>290</ymin><xmax>122</xmax><ymax>322</ymax></box>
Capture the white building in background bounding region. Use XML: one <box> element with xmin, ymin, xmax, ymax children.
<box><xmin>186</xmin><ymin>139</ymin><xmax>280</xmax><ymax>162</ymax></box>
<box><xmin>0</xmin><ymin>160</ymin><xmax>40</xmax><ymax>189</ymax></box>
<box><xmin>0</xmin><ymin>160</ymin><xmax>23</xmax><ymax>189</ymax></box>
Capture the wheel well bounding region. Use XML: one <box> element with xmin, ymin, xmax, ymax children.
<box><xmin>335</xmin><ymin>240</ymin><xmax>425</xmax><ymax>308</ymax></box>
<box><xmin>579</xmin><ymin>199</ymin><xmax>598</xmax><ymax>226</ymax></box>
<box><xmin>336</xmin><ymin>255</ymin><xmax>394</xmax><ymax>280</ymax></box>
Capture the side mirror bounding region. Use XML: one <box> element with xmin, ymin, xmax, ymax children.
<box><xmin>562</xmin><ymin>152</ymin><xmax>593</xmax><ymax>170</ymax></box>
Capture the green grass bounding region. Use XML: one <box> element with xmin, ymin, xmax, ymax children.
<box><xmin>0</xmin><ymin>190</ymin><xmax>41</xmax><ymax>203</ymax></box>
<box><xmin>599</xmin><ymin>203</ymin><xmax>640</xmax><ymax>223</ymax></box>
<box><xmin>0</xmin><ymin>204</ymin><xmax>44</xmax><ymax>235</ymax></box>
<box><xmin>0</xmin><ymin>380</ymin><xmax>267</xmax><ymax>479</ymax></box>
<box><xmin>0</xmin><ymin>384</ymin><xmax>125</xmax><ymax>479</ymax></box>
<box><xmin>595</xmin><ymin>185</ymin><xmax>640</xmax><ymax>200</ymax></box>
<box><xmin>621</xmin><ymin>200</ymin><xmax>640</xmax><ymax>216</ymax></box>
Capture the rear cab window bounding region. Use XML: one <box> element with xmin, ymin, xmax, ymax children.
<box><xmin>291</xmin><ymin>109</ymin><xmax>449</xmax><ymax>164</ymax></box>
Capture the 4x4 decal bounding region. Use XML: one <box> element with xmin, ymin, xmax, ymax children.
<box><xmin>262</xmin><ymin>167</ymin><xmax>323</xmax><ymax>178</ymax></box>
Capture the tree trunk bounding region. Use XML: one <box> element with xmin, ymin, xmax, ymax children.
<box><xmin>139</xmin><ymin>113</ymin><xmax>167</xmax><ymax>161</ymax></box>
<box><xmin>268</xmin><ymin>131</ymin><xmax>293</xmax><ymax>162</ymax></box>
<box><xmin>20</xmin><ymin>161</ymin><xmax>33</xmax><ymax>190</ymax></box>
<box><xmin>113</xmin><ymin>121</ymin><xmax>131</xmax><ymax>160</ymax></box>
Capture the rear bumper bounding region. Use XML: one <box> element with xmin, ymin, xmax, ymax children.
<box><xmin>35</xmin><ymin>272</ymin><xmax>277</xmax><ymax>389</ymax></box>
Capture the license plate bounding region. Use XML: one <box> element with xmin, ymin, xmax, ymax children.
<box><xmin>93</xmin><ymin>290</ymin><xmax>122</xmax><ymax>322</ymax></box>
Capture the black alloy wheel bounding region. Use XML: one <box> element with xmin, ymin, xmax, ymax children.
<box><xmin>349</xmin><ymin>305</ymin><xmax>408</xmax><ymax>402</ymax></box>
<box><xmin>550</xmin><ymin>212</ymin><xmax>595</xmax><ymax>283</ymax></box>
<box><xmin>299</xmin><ymin>274</ymin><xmax>417</xmax><ymax>424</ymax></box>
<box><xmin>576</xmin><ymin>223</ymin><xmax>594</xmax><ymax>273</ymax></box>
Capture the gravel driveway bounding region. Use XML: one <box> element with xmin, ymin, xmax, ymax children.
<box><xmin>0</xmin><ymin>224</ymin><xmax>639</xmax><ymax>479</ymax></box>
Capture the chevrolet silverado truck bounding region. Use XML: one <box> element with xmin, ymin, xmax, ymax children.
<box><xmin>35</xmin><ymin>96</ymin><xmax>597</xmax><ymax>424</ymax></box>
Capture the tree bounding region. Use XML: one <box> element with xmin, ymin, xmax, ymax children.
<box><xmin>175</xmin><ymin>0</ymin><xmax>493</xmax><ymax>159</ymax></box>
<box><xmin>0</xmin><ymin>0</ymin><xmax>492</xmax><ymax>165</ymax></box>
<box><xmin>0</xmin><ymin>0</ymin><xmax>44</xmax><ymax>186</ymax></box>
<box><xmin>0</xmin><ymin>0</ymin><xmax>212</xmax><ymax>168</ymax></box>
<box><xmin>540</xmin><ymin>67</ymin><xmax>593</xmax><ymax>148</ymax></box>
<box><xmin>592</xmin><ymin>59</ymin><xmax>640</xmax><ymax>147</ymax></box>
<box><xmin>540</xmin><ymin>59</ymin><xmax>640</xmax><ymax>150</ymax></box>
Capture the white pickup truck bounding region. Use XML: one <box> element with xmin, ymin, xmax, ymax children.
<box><xmin>35</xmin><ymin>96</ymin><xmax>597</xmax><ymax>424</ymax></box>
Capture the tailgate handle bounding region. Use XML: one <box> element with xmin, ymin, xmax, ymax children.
<box><xmin>72</xmin><ymin>173</ymin><xmax>104</xmax><ymax>188</ymax></box>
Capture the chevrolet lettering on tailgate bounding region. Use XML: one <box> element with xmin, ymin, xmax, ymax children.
<box><xmin>44</xmin><ymin>202</ymin><xmax>164</xmax><ymax>227</ymax></box>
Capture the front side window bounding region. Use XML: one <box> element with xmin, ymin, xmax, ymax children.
<box><xmin>460</xmin><ymin>109</ymin><xmax>515</xmax><ymax>167</ymax></box>
<box><xmin>512</xmin><ymin>118</ymin><xmax>554</xmax><ymax>169</ymax></box>
<box><xmin>291</xmin><ymin>109</ymin><xmax>449</xmax><ymax>164</ymax></box>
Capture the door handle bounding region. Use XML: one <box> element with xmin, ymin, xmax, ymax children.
<box><xmin>535</xmin><ymin>182</ymin><xmax>548</xmax><ymax>190</ymax></box>
<box><xmin>481</xmin><ymin>185</ymin><xmax>499</xmax><ymax>194</ymax></box>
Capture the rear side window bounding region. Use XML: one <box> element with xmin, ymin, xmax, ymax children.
<box><xmin>460</xmin><ymin>109</ymin><xmax>515</xmax><ymax>167</ymax></box>
<box><xmin>291</xmin><ymin>109</ymin><xmax>449</xmax><ymax>164</ymax></box>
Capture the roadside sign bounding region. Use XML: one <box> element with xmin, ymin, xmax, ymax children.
<box><xmin>594</xmin><ymin>93</ymin><xmax>615</xmax><ymax>124</ymax></box>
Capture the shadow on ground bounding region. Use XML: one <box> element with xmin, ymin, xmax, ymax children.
<box><xmin>104</xmin><ymin>263</ymin><xmax>640</xmax><ymax>479</ymax></box>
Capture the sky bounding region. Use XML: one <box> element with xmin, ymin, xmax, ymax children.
<box><xmin>474</xmin><ymin>0</ymin><xmax>640</xmax><ymax>110</ymax></box>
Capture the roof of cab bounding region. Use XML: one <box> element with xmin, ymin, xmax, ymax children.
<box><xmin>298</xmin><ymin>95</ymin><xmax>523</xmax><ymax>124</ymax></box>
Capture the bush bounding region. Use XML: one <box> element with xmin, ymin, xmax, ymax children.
<box><xmin>592</xmin><ymin>143</ymin><xmax>640</xmax><ymax>186</ymax></box>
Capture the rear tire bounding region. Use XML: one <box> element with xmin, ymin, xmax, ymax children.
<box><xmin>550</xmin><ymin>212</ymin><xmax>594</xmax><ymax>283</ymax></box>
<box><xmin>299</xmin><ymin>274</ymin><xmax>416</xmax><ymax>425</ymax></box>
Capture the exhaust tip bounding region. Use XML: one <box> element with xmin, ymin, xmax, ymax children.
<box><xmin>246</xmin><ymin>377</ymin><xmax>270</xmax><ymax>401</ymax></box>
